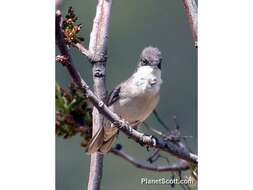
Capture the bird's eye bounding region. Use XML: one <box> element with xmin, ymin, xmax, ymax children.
<box><xmin>141</xmin><ymin>59</ymin><xmax>148</xmax><ymax>66</ymax></box>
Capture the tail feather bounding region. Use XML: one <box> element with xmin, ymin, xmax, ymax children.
<box><xmin>87</xmin><ymin>121</ymin><xmax>118</xmax><ymax>154</ymax></box>
<box><xmin>99</xmin><ymin>133</ymin><xmax>117</xmax><ymax>153</ymax></box>
<box><xmin>87</xmin><ymin>126</ymin><xmax>105</xmax><ymax>154</ymax></box>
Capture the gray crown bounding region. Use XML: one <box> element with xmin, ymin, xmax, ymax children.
<box><xmin>138</xmin><ymin>46</ymin><xmax>162</xmax><ymax>69</ymax></box>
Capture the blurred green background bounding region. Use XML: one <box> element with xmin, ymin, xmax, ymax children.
<box><xmin>56</xmin><ymin>0</ymin><xmax>197</xmax><ymax>189</ymax></box>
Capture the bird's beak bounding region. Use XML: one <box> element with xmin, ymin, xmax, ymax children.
<box><xmin>157</xmin><ymin>62</ymin><xmax>161</xmax><ymax>69</ymax></box>
<box><xmin>149</xmin><ymin>78</ymin><xmax>157</xmax><ymax>86</ymax></box>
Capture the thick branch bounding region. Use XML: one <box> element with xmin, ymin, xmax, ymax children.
<box><xmin>86</xmin><ymin>1</ymin><xmax>112</xmax><ymax>190</ymax></box>
<box><xmin>110</xmin><ymin>148</ymin><xmax>189</xmax><ymax>172</ymax></box>
<box><xmin>56</xmin><ymin>9</ymin><xmax>197</xmax><ymax>166</ymax></box>
<box><xmin>182</xmin><ymin>0</ymin><xmax>198</xmax><ymax>46</ymax></box>
<box><xmin>88</xmin><ymin>0</ymin><xmax>111</xmax><ymax>62</ymax></box>
<box><xmin>56</xmin><ymin>0</ymin><xmax>63</xmax><ymax>9</ymax></box>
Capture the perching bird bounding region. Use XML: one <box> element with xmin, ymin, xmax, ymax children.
<box><xmin>87</xmin><ymin>46</ymin><xmax>163</xmax><ymax>153</ymax></box>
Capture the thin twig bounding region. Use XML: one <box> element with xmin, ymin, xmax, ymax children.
<box><xmin>147</xmin><ymin>149</ymin><xmax>160</xmax><ymax>163</ymax></box>
<box><xmin>110</xmin><ymin>148</ymin><xmax>189</xmax><ymax>172</ymax></box>
<box><xmin>143</xmin><ymin>122</ymin><xmax>166</xmax><ymax>137</ymax></box>
<box><xmin>73</xmin><ymin>43</ymin><xmax>91</xmax><ymax>59</ymax></box>
<box><xmin>153</xmin><ymin>110</ymin><xmax>171</xmax><ymax>132</ymax></box>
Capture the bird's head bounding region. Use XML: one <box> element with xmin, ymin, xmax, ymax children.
<box><xmin>138</xmin><ymin>46</ymin><xmax>162</xmax><ymax>69</ymax></box>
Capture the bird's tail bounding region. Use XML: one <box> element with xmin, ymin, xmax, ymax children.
<box><xmin>87</xmin><ymin>120</ymin><xmax>118</xmax><ymax>154</ymax></box>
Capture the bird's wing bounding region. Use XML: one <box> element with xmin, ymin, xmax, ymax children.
<box><xmin>106</xmin><ymin>85</ymin><xmax>121</xmax><ymax>106</ymax></box>
<box><xmin>106</xmin><ymin>77</ymin><xmax>134</xmax><ymax>106</ymax></box>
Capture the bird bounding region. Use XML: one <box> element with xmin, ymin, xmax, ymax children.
<box><xmin>87</xmin><ymin>46</ymin><xmax>163</xmax><ymax>153</ymax></box>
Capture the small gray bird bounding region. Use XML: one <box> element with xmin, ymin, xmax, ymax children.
<box><xmin>87</xmin><ymin>46</ymin><xmax>163</xmax><ymax>153</ymax></box>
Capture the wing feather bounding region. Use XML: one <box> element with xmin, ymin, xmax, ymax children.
<box><xmin>106</xmin><ymin>85</ymin><xmax>121</xmax><ymax>106</ymax></box>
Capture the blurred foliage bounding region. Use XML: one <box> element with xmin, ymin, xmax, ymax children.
<box><xmin>63</xmin><ymin>7</ymin><xmax>84</xmax><ymax>45</ymax></box>
<box><xmin>56</xmin><ymin>83</ymin><xmax>92</xmax><ymax>147</ymax></box>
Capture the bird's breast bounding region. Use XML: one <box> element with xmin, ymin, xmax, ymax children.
<box><xmin>111</xmin><ymin>93</ymin><xmax>160</xmax><ymax>124</ymax></box>
<box><xmin>110</xmin><ymin>66</ymin><xmax>162</xmax><ymax>125</ymax></box>
<box><xmin>132</xmin><ymin>66</ymin><xmax>162</xmax><ymax>96</ymax></box>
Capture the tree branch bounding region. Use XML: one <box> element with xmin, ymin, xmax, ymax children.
<box><xmin>182</xmin><ymin>0</ymin><xmax>198</xmax><ymax>47</ymax></box>
<box><xmin>56</xmin><ymin>0</ymin><xmax>63</xmax><ymax>10</ymax></box>
<box><xmin>153</xmin><ymin>109</ymin><xmax>171</xmax><ymax>132</ymax></box>
<box><xmin>110</xmin><ymin>148</ymin><xmax>189</xmax><ymax>172</ymax></box>
<box><xmin>85</xmin><ymin>1</ymin><xmax>112</xmax><ymax>190</ymax></box>
<box><xmin>73</xmin><ymin>43</ymin><xmax>91</xmax><ymax>59</ymax></box>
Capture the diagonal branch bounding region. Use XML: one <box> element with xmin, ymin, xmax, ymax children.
<box><xmin>56</xmin><ymin>11</ymin><xmax>197</xmax><ymax>165</ymax></box>
<box><xmin>110</xmin><ymin>148</ymin><xmax>189</xmax><ymax>172</ymax></box>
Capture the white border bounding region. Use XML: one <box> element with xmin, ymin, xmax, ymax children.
<box><xmin>0</xmin><ymin>1</ymin><xmax>55</xmax><ymax>190</ymax></box>
<box><xmin>0</xmin><ymin>1</ymin><xmax>253</xmax><ymax>190</ymax></box>
<box><xmin>199</xmin><ymin>0</ymin><xmax>253</xmax><ymax>189</ymax></box>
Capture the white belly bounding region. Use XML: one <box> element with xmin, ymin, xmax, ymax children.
<box><xmin>111</xmin><ymin>93</ymin><xmax>160</xmax><ymax>124</ymax></box>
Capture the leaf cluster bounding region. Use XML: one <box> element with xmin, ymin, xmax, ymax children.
<box><xmin>56</xmin><ymin>83</ymin><xmax>92</xmax><ymax>147</ymax></box>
